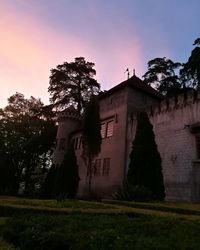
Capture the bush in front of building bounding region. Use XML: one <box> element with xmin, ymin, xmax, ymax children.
<box><xmin>41</xmin><ymin>164</ymin><xmax>57</xmax><ymax>198</ymax></box>
<box><xmin>127</xmin><ymin>112</ymin><xmax>165</xmax><ymax>201</ymax></box>
<box><xmin>54</xmin><ymin>144</ymin><xmax>80</xmax><ymax>200</ymax></box>
<box><xmin>113</xmin><ymin>183</ymin><xmax>152</xmax><ymax>202</ymax></box>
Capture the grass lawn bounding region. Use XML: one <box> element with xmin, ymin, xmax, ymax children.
<box><xmin>0</xmin><ymin>197</ymin><xmax>200</xmax><ymax>249</ymax></box>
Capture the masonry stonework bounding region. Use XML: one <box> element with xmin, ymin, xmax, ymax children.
<box><xmin>149</xmin><ymin>90</ymin><xmax>200</xmax><ymax>201</ymax></box>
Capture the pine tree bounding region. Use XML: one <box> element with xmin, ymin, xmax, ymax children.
<box><xmin>54</xmin><ymin>144</ymin><xmax>80</xmax><ymax>200</ymax></box>
<box><xmin>48</xmin><ymin>57</ymin><xmax>100</xmax><ymax>114</ymax></box>
<box><xmin>127</xmin><ymin>112</ymin><xmax>165</xmax><ymax>200</ymax></box>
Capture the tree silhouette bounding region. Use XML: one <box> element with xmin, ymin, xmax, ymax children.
<box><xmin>54</xmin><ymin>144</ymin><xmax>80</xmax><ymax>200</ymax></box>
<box><xmin>127</xmin><ymin>112</ymin><xmax>165</xmax><ymax>200</ymax></box>
<box><xmin>82</xmin><ymin>95</ymin><xmax>102</xmax><ymax>196</ymax></box>
<box><xmin>181</xmin><ymin>38</ymin><xmax>200</xmax><ymax>88</ymax></box>
<box><xmin>48</xmin><ymin>57</ymin><xmax>100</xmax><ymax>114</ymax></box>
<box><xmin>143</xmin><ymin>57</ymin><xmax>182</xmax><ymax>96</ymax></box>
<box><xmin>0</xmin><ymin>93</ymin><xmax>56</xmax><ymax>195</ymax></box>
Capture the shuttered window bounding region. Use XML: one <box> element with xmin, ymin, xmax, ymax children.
<box><xmin>101</xmin><ymin>119</ymin><xmax>114</xmax><ymax>139</ymax></box>
<box><xmin>101</xmin><ymin>123</ymin><xmax>106</xmax><ymax>139</ymax></box>
<box><xmin>106</xmin><ymin>121</ymin><xmax>114</xmax><ymax>137</ymax></box>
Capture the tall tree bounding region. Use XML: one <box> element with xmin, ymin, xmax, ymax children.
<box><xmin>181</xmin><ymin>38</ymin><xmax>200</xmax><ymax>88</ymax></box>
<box><xmin>82</xmin><ymin>95</ymin><xmax>102</xmax><ymax>196</ymax></box>
<box><xmin>54</xmin><ymin>144</ymin><xmax>80</xmax><ymax>200</ymax></box>
<box><xmin>41</xmin><ymin>164</ymin><xmax>57</xmax><ymax>198</ymax></box>
<box><xmin>0</xmin><ymin>93</ymin><xmax>56</xmax><ymax>195</ymax></box>
<box><xmin>143</xmin><ymin>57</ymin><xmax>182</xmax><ymax>96</ymax></box>
<box><xmin>127</xmin><ymin>112</ymin><xmax>165</xmax><ymax>200</ymax></box>
<box><xmin>48</xmin><ymin>57</ymin><xmax>100</xmax><ymax>114</ymax></box>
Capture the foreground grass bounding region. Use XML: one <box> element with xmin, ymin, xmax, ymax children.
<box><xmin>0</xmin><ymin>218</ymin><xmax>15</xmax><ymax>250</ymax></box>
<box><xmin>2</xmin><ymin>213</ymin><xmax>200</xmax><ymax>250</ymax></box>
<box><xmin>0</xmin><ymin>197</ymin><xmax>200</xmax><ymax>249</ymax></box>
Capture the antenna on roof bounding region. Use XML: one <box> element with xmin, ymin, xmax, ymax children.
<box><xmin>133</xmin><ymin>69</ymin><xmax>135</xmax><ymax>76</ymax></box>
<box><xmin>124</xmin><ymin>68</ymin><xmax>130</xmax><ymax>79</ymax></box>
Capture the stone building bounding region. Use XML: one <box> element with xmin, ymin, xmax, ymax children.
<box><xmin>53</xmin><ymin>75</ymin><xmax>200</xmax><ymax>202</ymax></box>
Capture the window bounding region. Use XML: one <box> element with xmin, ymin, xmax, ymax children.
<box><xmin>101</xmin><ymin>119</ymin><xmax>114</xmax><ymax>139</ymax></box>
<box><xmin>101</xmin><ymin>123</ymin><xmax>106</xmax><ymax>139</ymax></box>
<box><xmin>94</xmin><ymin>159</ymin><xmax>101</xmax><ymax>176</ymax></box>
<box><xmin>106</xmin><ymin>121</ymin><xmax>114</xmax><ymax>137</ymax></box>
<box><xmin>102</xmin><ymin>158</ymin><xmax>110</xmax><ymax>176</ymax></box>
<box><xmin>59</xmin><ymin>138</ymin><xmax>66</xmax><ymax>151</ymax></box>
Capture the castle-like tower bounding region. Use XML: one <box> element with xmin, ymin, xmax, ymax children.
<box><xmin>53</xmin><ymin>105</ymin><xmax>81</xmax><ymax>165</ymax></box>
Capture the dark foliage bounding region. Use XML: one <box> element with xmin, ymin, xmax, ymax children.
<box><xmin>41</xmin><ymin>164</ymin><xmax>57</xmax><ymax>198</ymax></box>
<box><xmin>127</xmin><ymin>112</ymin><xmax>165</xmax><ymax>200</ymax></box>
<box><xmin>48</xmin><ymin>57</ymin><xmax>100</xmax><ymax>113</ymax></box>
<box><xmin>54</xmin><ymin>144</ymin><xmax>80</xmax><ymax>200</ymax></box>
<box><xmin>82</xmin><ymin>95</ymin><xmax>102</xmax><ymax>158</ymax></box>
<box><xmin>82</xmin><ymin>95</ymin><xmax>102</xmax><ymax>195</ymax></box>
<box><xmin>113</xmin><ymin>183</ymin><xmax>152</xmax><ymax>202</ymax></box>
<box><xmin>0</xmin><ymin>155</ymin><xmax>15</xmax><ymax>194</ymax></box>
<box><xmin>181</xmin><ymin>38</ymin><xmax>200</xmax><ymax>88</ymax></box>
<box><xmin>0</xmin><ymin>93</ymin><xmax>56</xmax><ymax>195</ymax></box>
<box><xmin>143</xmin><ymin>57</ymin><xmax>182</xmax><ymax>96</ymax></box>
<box><xmin>143</xmin><ymin>38</ymin><xmax>200</xmax><ymax>96</ymax></box>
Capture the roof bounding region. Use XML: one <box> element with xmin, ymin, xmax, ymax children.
<box><xmin>99</xmin><ymin>75</ymin><xmax>163</xmax><ymax>100</ymax></box>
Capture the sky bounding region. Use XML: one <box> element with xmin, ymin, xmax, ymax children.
<box><xmin>0</xmin><ymin>0</ymin><xmax>199</xmax><ymax>107</ymax></box>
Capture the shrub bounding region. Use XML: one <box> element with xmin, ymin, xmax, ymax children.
<box><xmin>54</xmin><ymin>143</ymin><xmax>80</xmax><ymax>200</ymax></box>
<box><xmin>127</xmin><ymin>112</ymin><xmax>165</xmax><ymax>200</ymax></box>
<box><xmin>113</xmin><ymin>183</ymin><xmax>152</xmax><ymax>202</ymax></box>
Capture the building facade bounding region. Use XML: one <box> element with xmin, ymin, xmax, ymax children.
<box><xmin>53</xmin><ymin>75</ymin><xmax>200</xmax><ymax>202</ymax></box>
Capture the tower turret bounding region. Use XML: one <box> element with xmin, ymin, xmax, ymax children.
<box><xmin>53</xmin><ymin>105</ymin><xmax>81</xmax><ymax>165</ymax></box>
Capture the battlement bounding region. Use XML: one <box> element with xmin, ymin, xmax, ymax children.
<box><xmin>148</xmin><ymin>89</ymin><xmax>200</xmax><ymax>117</ymax></box>
<box><xmin>57</xmin><ymin>110</ymin><xmax>82</xmax><ymax>121</ymax></box>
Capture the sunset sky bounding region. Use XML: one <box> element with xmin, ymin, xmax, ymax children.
<box><xmin>0</xmin><ymin>0</ymin><xmax>199</xmax><ymax>107</ymax></box>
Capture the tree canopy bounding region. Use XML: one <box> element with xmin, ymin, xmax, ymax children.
<box><xmin>143</xmin><ymin>57</ymin><xmax>182</xmax><ymax>96</ymax></box>
<box><xmin>181</xmin><ymin>37</ymin><xmax>200</xmax><ymax>88</ymax></box>
<box><xmin>48</xmin><ymin>57</ymin><xmax>100</xmax><ymax>114</ymax></box>
<box><xmin>143</xmin><ymin>38</ymin><xmax>200</xmax><ymax>96</ymax></box>
<box><xmin>0</xmin><ymin>93</ymin><xmax>56</xmax><ymax>195</ymax></box>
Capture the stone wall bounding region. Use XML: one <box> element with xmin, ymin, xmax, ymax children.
<box><xmin>148</xmin><ymin>90</ymin><xmax>200</xmax><ymax>201</ymax></box>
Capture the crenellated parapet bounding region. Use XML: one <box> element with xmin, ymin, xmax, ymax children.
<box><xmin>57</xmin><ymin>106</ymin><xmax>82</xmax><ymax>122</ymax></box>
<box><xmin>147</xmin><ymin>89</ymin><xmax>200</xmax><ymax>117</ymax></box>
